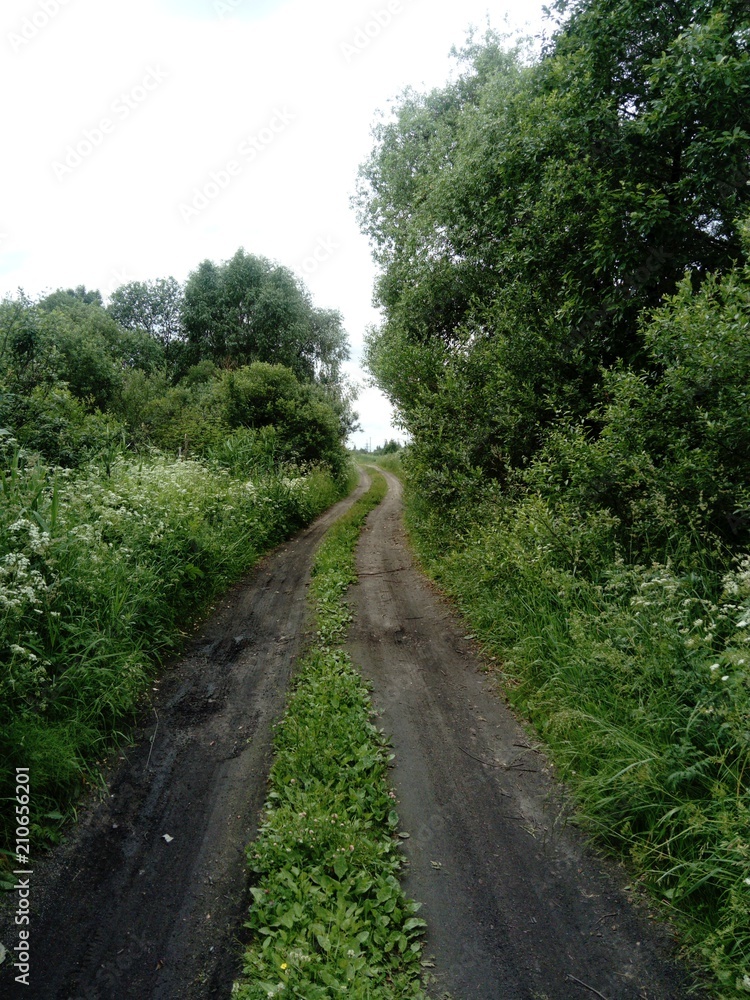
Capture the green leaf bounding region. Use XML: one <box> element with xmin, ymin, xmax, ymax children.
<box><xmin>333</xmin><ymin>855</ymin><xmax>348</xmax><ymax>879</ymax></box>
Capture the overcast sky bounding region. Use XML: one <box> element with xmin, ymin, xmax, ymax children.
<box><xmin>1</xmin><ymin>0</ymin><xmax>546</xmax><ymax>448</ymax></box>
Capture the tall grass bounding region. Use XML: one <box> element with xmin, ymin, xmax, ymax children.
<box><xmin>0</xmin><ymin>438</ymin><xmax>349</xmax><ymax>861</ymax></box>
<box><xmin>405</xmin><ymin>486</ymin><xmax>750</xmax><ymax>998</ymax></box>
<box><xmin>361</xmin><ymin>453</ymin><xmax>404</xmax><ymax>478</ymax></box>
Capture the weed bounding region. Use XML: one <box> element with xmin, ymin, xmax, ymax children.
<box><xmin>404</xmin><ymin>484</ymin><xmax>750</xmax><ymax>998</ymax></box>
<box><xmin>234</xmin><ymin>472</ymin><xmax>428</xmax><ymax>998</ymax></box>
<box><xmin>0</xmin><ymin>445</ymin><xmax>349</xmax><ymax>859</ymax></box>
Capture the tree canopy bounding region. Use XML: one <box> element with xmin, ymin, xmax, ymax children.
<box><xmin>0</xmin><ymin>249</ymin><xmax>357</xmax><ymax>473</ymax></box>
<box><xmin>358</xmin><ymin>0</ymin><xmax>750</xmax><ymax>545</ymax></box>
<box><xmin>358</xmin><ymin>1</ymin><xmax>749</xmax><ymax>468</ymax></box>
<box><xmin>181</xmin><ymin>249</ymin><xmax>350</xmax><ymax>384</ymax></box>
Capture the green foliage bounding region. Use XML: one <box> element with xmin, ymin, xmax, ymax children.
<box><xmin>524</xmin><ymin>256</ymin><xmax>750</xmax><ymax>555</ymax></box>
<box><xmin>37</xmin><ymin>304</ymin><xmax>124</xmax><ymax>410</ymax></box>
<box><xmin>107</xmin><ymin>276</ymin><xmax>183</xmax><ymax>349</ymax></box>
<box><xmin>0</xmin><ymin>443</ymin><xmax>349</xmax><ymax>859</ymax></box>
<box><xmin>219</xmin><ymin>363</ymin><xmax>349</xmax><ymax>476</ymax></box>
<box><xmin>125</xmin><ymin>376</ymin><xmax>225</xmax><ymax>455</ymax></box>
<box><xmin>357</xmin><ymin>3</ymin><xmax>750</xmax><ymax>994</ymax></box>
<box><xmin>374</xmin><ymin>440</ymin><xmax>401</xmax><ymax>455</ymax></box>
<box><xmin>0</xmin><ymin>290</ymin><xmax>350</xmax><ymax>475</ymax></box>
<box><xmin>367</xmin><ymin>452</ymin><xmax>404</xmax><ymax>479</ymax></box>
<box><xmin>405</xmin><ymin>485</ymin><xmax>750</xmax><ymax>998</ymax></box>
<box><xmin>39</xmin><ymin>285</ymin><xmax>103</xmax><ymax>310</ymax></box>
<box><xmin>181</xmin><ymin>249</ymin><xmax>350</xmax><ymax>384</ymax></box>
<box><xmin>235</xmin><ymin>473</ymin><xmax>427</xmax><ymax>999</ymax></box>
<box><xmin>0</xmin><ymin>293</ymin><xmax>169</xmax><ymax>467</ymax></box>
<box><xmin>358</xmin><ymin>6</ymin><xmax>750</xmax><ymax>486</ymax></box>
<box><xmin>9</xmin><ymin>386</ymin><xmax>123</xmax><ymax>468</ymax></box>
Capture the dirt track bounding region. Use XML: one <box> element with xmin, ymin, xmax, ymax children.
<box><xmin>0</xmin><ymin>468</ymin><xmax>695</xmax><ymax>999</ymax></box>
<box><xmin>0</xmin><ymin>476</ymin><xmax>370</xmax><ymax>1000</ymax></box>
<box><xmin>347</xmin><ymin>469</ymin><xmax>693</xmax><ymax>999</ymax></box>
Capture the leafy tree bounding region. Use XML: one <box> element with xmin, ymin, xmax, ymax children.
<box><xmin>40</xmin><ymin>286</ymin><xmax>103</xmax><ymax>310</ymax></box>
<box><xmin>38</xmin><ymin>306</ymin><xmax>123</xmax><ymax>410</ymax></box>
<box><xmin>11</xmin><ymin>385</ymin><xmax>122</xmax><ymax>468</ymax></box>
<box><xmin>218</xmin><ymin>362</ymin><xmax>348</xmax><ymax>473</ymax></box>
<box><xmin>375</xmin><ymin>439</ymin><xmax>402</xmax><ymax>454</ymax></box>
<box><xmin>181</xmin><ymin>249</ymin><xmax>350</xmax><ymax>383</ymax></box>
<box><xmin>0</xmin><ymin>252</ymin><xmax>355</xmax><ymax>474</ymax></box>
<box><xmin>525</xmin><ymin>217</ymin><xmax>750</xmax><ymax>551</ymax></box>
<box><xmin>0</xmin><ymin>293</ymin><xmax>167</xmax><ymax>464</ymax></box>
<box><xmin>358</xmin><ymin>5</ymin><xmax>750</xmax><ymax>486</ymax></box>
<box><xmin>107</xmin><ymin>277</ymin><xmax>184</xmax><ymax>349</ymax></box>
<box><xmin>0</xmin><ymin>292</ymin><xmax>42</xmax><ymax>376</ymax></box>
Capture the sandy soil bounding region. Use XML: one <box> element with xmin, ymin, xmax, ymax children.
<box><xmin>0</xmin><ymin>475</ymin><xmax>369</xmax><ymax>1000</ymax></box>
<box><xmin>346</xmin><ymin>468</ymin><xmax>695</xmax><ymax>1000</ymax></box>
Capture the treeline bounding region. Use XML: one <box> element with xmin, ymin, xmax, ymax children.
<box><xmin>0</xmin><ymin>247</ymin><xmax>356</xmax><ymax>475</ymax></box>
<box><xmin>358</xmin><ymin>0</ymin><xmax>750</xmax><ymax>994</ymax></box>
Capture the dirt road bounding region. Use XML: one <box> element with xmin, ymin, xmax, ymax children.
<box><xmin>0</xmin><ymin>476</ymin><xmax>370</xmax><ymax>1000</ymax></box>
<box><xmin>1</xmin><ymin>468</ymin><xmax>695</xmax><ymax>999</ymax></box>
<box><xmin>347</xmin><ymin>468</ymin><xmax>693</xmax><ymax>999</ymax></box>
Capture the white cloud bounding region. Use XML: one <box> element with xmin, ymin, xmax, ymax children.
<box><xmin>1</xmin><ymin>0</ymin><xmax>546</xmax><ymax>448</ymax></box>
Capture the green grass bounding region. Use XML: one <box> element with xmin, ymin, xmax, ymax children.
<box><xmin>403</xmin><ymin>486</ymin><xmax>750</xmax><ymax>999</ymax></box>
<box><xmin>233</xmin><ymin>471</ymin><xmax>428</xmax><ymax>999</ymax></box>
<box><xmin>355</xmin><ymin>453</ymin><xmax>405</xmax><ymax>479</ymax></box>
<box><xmin>0</xmin><ymin>444</ymin><xmax>350</xmax><ymax>863</ymax></box>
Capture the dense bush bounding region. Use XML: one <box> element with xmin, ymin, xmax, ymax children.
<box><xmin>1</xmin><ymin>289</ymin><xmax>352</xmax><ymax>475</ymax></box>
<box><xmin>525</xmin><ymin>230</ymin><xmax>750</xmax><ymax>559</ymax></box>
<box><xmin>0</xmin><ymin>251</ymin><xmax>357</xmax><ymax>860</ymax></box>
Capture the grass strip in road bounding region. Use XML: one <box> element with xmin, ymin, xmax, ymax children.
<box><xmin>233</xmin><ymin>472</ymin><xmax>427</xmax><ymax>1000</ymax></box>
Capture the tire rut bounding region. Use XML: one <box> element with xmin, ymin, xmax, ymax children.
<box><xmin>0</xmin><ymin>474</ymin><xmax>370</xmax><ymax>1000</ymax></box>
<box><xmin>347</xmin><ymin>469</ymin><xmax>694</xmax><ymax>1000</ymax></box>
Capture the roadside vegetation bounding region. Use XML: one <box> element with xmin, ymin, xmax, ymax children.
<box><xmin>0</xmin><ymin>250</ymin><xmax>357</xmax><ymax>868</ymax></box>
<box><xmin>357</xmin><ymin>1</ymin><xmax>750</xmax><ymax>995</ymax></box>
<box><xmin>355</xmin><ymin>443</ymin><xmax>404</xmax><ymax>479</ymax></box>
<box><xmin>234</xmin><ymin>472</ymin><xmax>427</xmax><ymax>1000</ymax></box>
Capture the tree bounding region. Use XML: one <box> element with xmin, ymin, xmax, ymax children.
<box><xmin>107</xmin><ymin>277</ymin><xmax>184</xmax><ymax>349</ymax></box>
<box><xmin>357</xmin><ymin>5</ymin><xmax>750</xmax><ymax>487</ymax></box>
<box><xmin>218</xmin><ymin>362</ymin><xmax>348</xmax><ymax>473</ymax></box>
<box><xmin>181</xmin><ymin>249</ymin><xmax>350</xmax><ymax>382</ymax></box>
<box><xmin>40</xmin><ymin>286</ymin><xmax>103</xmax><ymax>310</ymax></box>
